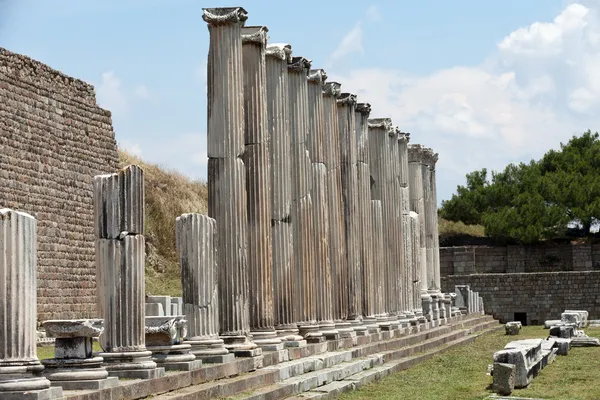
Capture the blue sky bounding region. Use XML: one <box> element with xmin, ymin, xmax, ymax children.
<box><xmin>1</xmin><ymin>0</ymin><xmax>598</xmax><ymax>203</ymax></box>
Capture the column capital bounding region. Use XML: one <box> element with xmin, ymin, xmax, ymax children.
<box><xmin>288</xmin><ymin>56</ymin><xmax>312</xmax><ymax>72</ymax></box>
<box><xmin>266</xmin><ymin>43</ymin><xmax>292</xmax><ymax>61</ymax></box>
<box><xmin>241</xmin><ymin>26</ymin><xmax>269</xmax><ymax>45</ymax></box>
<box><xmin>323</xmin><ymin>82</ymin><xmax>341</xmax><ymax>97</ymax></box>
<box><xmin>337</xmin><ymin>92</ymin><xmax>357</xmax><ymax>106</ymax></box>
<box><xmin>396</xmin><ymin>127</ymin><xmax>410</xmax><ymax>143</ymax></box>
<box><xmin>355</xmin><ymin>103</ymin><xmax>371</xmax><ymax>116</ymax></box>
<box><xmin>408</xmin><ymin>144</ymin><xmax>425</xmax><ymax>163</ymax></box>
<box><xmin>422</xmin><ymin>148</ymin><xmax>439</xmax><ymax>167</ymax></box>
<box><xmin>367</xmin><ymin>118</ymin><xmax>392</xmax><ymax>131</ymax></box>
<box><xmin>202</xmin><ymin>7</ymin><xmax>248</xmax><ymax>25</ymax></box>
<box><xmin>307</xmin><ymin>69</ymin><xmax>327</xmax><ymax>84</ymax></box>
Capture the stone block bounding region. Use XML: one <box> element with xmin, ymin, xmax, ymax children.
<box><xmin>147</xmin><ymin>296</ymin><xmax>172</xmax><ymax>317</ymax></box>
<box><xmin>493</xmin><ymin>362</ymin><xmax>515</xmax><ymax>396</ymax></box>
<box><xmin>146</xmin><ymin>302</ymin><xmax>164</xmax><ymax>317</ymax></box>
<box><xmin>505</xmin><ymin>321</ymin><xmax>521</xmax><ymax>336</ymax></box>
<box><xmin>494</xmin><ymin>339</ymin><xmax>543</xmax><ymax>388</ymax></box>
<box><xmin>544</xmin><ymin>319</ymin><xmax>561</xmax><ymax>329</ymax></box>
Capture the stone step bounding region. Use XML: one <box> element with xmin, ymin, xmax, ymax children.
<box><xmin>293</xmin><ymin>323</ymin><xmax>504</xmax><ymax>399</ymax></box>
<box><xmin>238</xmin><ymin>317</ymin><xmax>501</xmax><ymax>400</ymax></box>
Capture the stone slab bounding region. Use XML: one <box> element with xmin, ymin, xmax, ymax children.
<box><xmin>159</xmin><ymin>360</ymin><xmax>203</xmax><ymax>371</ymax></box>
<box><xmin>0</xmin><ymin>386</ymin><xmax>63</xmax><ymax>400</ymax></box>
<box><xmin>107</xmin><ymin>367</ymin><xmax>165</xmax><ymax>380</ymax></box>
<box><xmin>493</xmin><ymin>362</ymin><xmax>515</xmax><ymax>396</ymax></box>
<box><xmin>49</xmin><ymin>376</ymin><xmax>119</xmax><ymax>391</ymax></box>
<box><xmin>198</xmin><ymin>353</ymin><xmax>236</xmax><ymax>364</ymax></box>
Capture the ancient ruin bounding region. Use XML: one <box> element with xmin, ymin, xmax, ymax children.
<box><xmin>0</xmin><ymin>5</ymin><xmax>507</xmax><ymax>399</ymax></box>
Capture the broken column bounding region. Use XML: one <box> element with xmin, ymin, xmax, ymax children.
<box><xmin>94</xmin><ymin>165</ymin><xmax>164</xmax><ymax>379</ymax></box>
<box><xmin>265</xmin><ymin>43</ymin><xmax>305</xmax><ymax>345</ymax></box>
<box><xmin>322</xmin><ymin>82</ymin><xmax>353</xmax><ymax>338</ymax></box>
<box><xmin>338</xmin><ymin>92</ymin><xmax>367</xmax><ymax>336</ymax></box>
<box><xmin>368</xmin><ymin>118</ymin><xmax>399</xmax><ymax>330</ymax></box>
<box><xmin>355</xmin><ymin>102</ymin><xmax>379</xmax><ymax>333</ymax></box>
<box><xmin>307</xmin><ymin>68</ymin><xmax>338</xmax><ymax>340</ymax></box>
<box><xmin>398</xmin><ymin>129</ymin><xmax>417</xmax><ymax>326</ymax></box>
<box><xmin>176</xmin><ymin>213</ymin><xmax>233</xmax><ymax>363</ymax></box>
<box><xmin>145</xmin><ymin>315</ymin><xmax>201</xmax><ymax>371</ymax></box>
<box><xmin>41</xmin><ymin>319</ymin><xmax>118</xmax><ymax>390</ymax></box>
<box><xmin>409</xmin><ymin>144</ymin><xmax>433</xmax><ymax>323</ymax></box>
<box><xmin>203</xmin><ymin>7</ymin><xmax>259</xmax><ymax>356</ymax></box>
<box><xmin>0</xmin><ymin>209</ymin><xmax>61</xmax><ymax>399</ymax></box>
<box><xmin>241</xmin><ymin>25</ymin><xmax>282</xmax><ymax>352</ymax></box>
<box><xmin>288</xmin><ymin>55</ymin><xmax>322</xmax><ymax>342</ymax></box>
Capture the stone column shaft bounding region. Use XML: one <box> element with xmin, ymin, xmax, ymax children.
<box><xmin>241</xmin><ymin>25</ymin><xmax>280</xmax><ymax>351</ymax></box>
<box><xmin>265</xmin><ymin>44</ymin><xmax>302</xmax><ymax>342</ymax></box>
<box><xmin>203</xmin><ymin>7</ymin><xmax>257</xmax><ymax>353</ymax></box>
<box><xmin>370</xmin><ymin>201</ymin><xmax>386</xmax><ymax>321</ymax></box>
<box><xmin>398</xmin><ymin>131</ymin><xmax>415</xmax><ymax>322</ymax></box>
<box><xmin>355</xmin><ymin>103</ymin><xmax>377</xmax><ymax>331</ymax></box>
<box><xmin>430</xmin><ymin>155</ymin><xmax>441</xmax><ymax>291</ymax></box>
<box><xmin>368</xmin><ymin>118</ymin><xmax>397</xmax><ymax>328</ymax></box>
<box><xmin>0</xmin><ymin>209</ymin><xmax>53</xmax><ymax>394</ymax></box>
<box><xmin>409</xmin><ymin>212</ymin><xmax>422</xmax><ymax>317</ymax></box>
<box><xmin>388</xmin><ymin>129</ymin><xmax>404</xmax><ymax>322</ymax></box>
<box><xmin>176</xmin><ymin>213</ymin><xmax>230</xmax><ymax>361</ymax></box>
<box><xmin>338</xmin><ymin>93</ymin><xmax>364</xmax><ymax>334</ymax></box>
<box><xmin>288</xmin><ymin>56</ymin><xmax>321</xmax><ymax>340</ymax></box>
<box><xmin>322</xmin><ymin>82</ymin><xmax>350</xmax><ymax>334</ymax></box>
<box><xmin>421</xmin><ymin>149</ymin><xmax>436</xmax><ymax>292</ymax></box>
<box><xmin>408</xmin><ymin>145</ymin><xmax>428</xmax><ymax>296</ymax></box>
<box><xmin>307</xmin><ymin>69</ymin><xmax>336</xmax><ymax>338</ymax></box>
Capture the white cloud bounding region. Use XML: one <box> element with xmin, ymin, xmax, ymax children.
<box><xmin>327</xmin><ymin>21</ymin><xmax>364</xmax><ymax>68</ymax></box>
<box><xmin>118</xmin><ymin>139</ymin><xmax>143</xmax><ymax>157</ymax></box>
<box><xmin>366</xmin><ymin>5</ymin><xmax>381</xmax><ymax>22</ymax></box>
<box><xmin>329</xmin><ymin>2</ymin><xmax>600</xmax><ymax>202</ymax></box>
<box><xmin>96</xmin><ymin>71</ymin><xmax>127</xmax><ymax>113</ymax></box>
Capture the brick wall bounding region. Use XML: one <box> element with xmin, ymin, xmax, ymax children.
<box><xmin>440</xmin><ymin>243</ymin><xmax>600</xmax><ymax>276</ymax></box>
<box><xmin>0</xmin><ymin>47</ymin><xmax>119</xmax><ymax>323</ymax></box>
<box><xmin>442</xmin><ymin>271</ymin><xmax>600</xmax><ymax>324</ymax></box>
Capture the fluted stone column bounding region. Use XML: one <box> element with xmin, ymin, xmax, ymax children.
<box><xmin>322</xmin><ymin>82</ymin><xmax>352</xmax><ymax>337</ymax></box>
<box><xmin>94</xmin><ymin>165</ymin><xmax>163</xmax><ymax>379</ymax></box>
<box><xmin>429</xmin><ymin>152</ymin><xmax>441</xmax><ymax>292</ymax></box>
<box><xmin>176</xmin><ymin>213</ymin><xmax>233</xmax><ymax>363</ymax></box>
<box><xmin>241</xmin><ymin>25</ymin><xmax>282</xmax><ymax>352</ymax></box>
<box><xmin>368</xmin><ymin>118</ymin><xmax>398</xmax><ymax>330</ymax></box>
<box><xmin>0</xmin><ymin>209</ymin><xmax>61</xmax><ymax>399</ymax></box>
<box><xmin>338</xmin><ymin>93</ymin><xmax>367</xmax><ymax>336</ymax></box>
<box><xmin>265</xmin><ymin>44</ymin><xmax>304</xmax><ymax>345</ymax></box>
<box><xmin>398</xmin><ymin>130</ymin><xmax>417</xmax><ymax>325</ymax></box>
<box><xmin>409</xmin><ymin>212</ymin><xmax>424</xmax><ymax>319</ymax></box>
<box><xmin>355</xmin><ymin>103</ymin><xmax>378</xmax><ymax>333</ymax></box>
<box><xmin>408</xmin><ymin>145</ymin><xmax>434</xmax><ymax>322</ymax></box>
<box><xmin>307</xmin><ymin>69</ymin><xmax>338</xmax><ymax>340</ymax></box>
<box><xmin>288</xmin><ymin>56</ymin><xmax>322</xmax><ymax>342</ymax></box>
<box><xmin>203</xmin><ymin>7</ymin><xmax>259</xmax><ymax>356</ymax></box>
<box><xmin>371</xmin><ymin>201</ymin><xmax>387</xmax><ymax>325</ymax></box>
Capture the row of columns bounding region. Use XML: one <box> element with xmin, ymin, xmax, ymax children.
<box><xmin>200</xmin><ymin>6</ymin><xmax>449</xmax><ymax>351</ymax></box>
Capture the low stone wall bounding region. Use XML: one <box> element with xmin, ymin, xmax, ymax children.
<box><xmin>440</xmin><ymin>243</ymin><xmax>600</xmax><ymax>276</ymax></box>
<box><xmin>442</xmin><ymin>271</ymin><xmax>600</xmax><ymax>324</ymax></box>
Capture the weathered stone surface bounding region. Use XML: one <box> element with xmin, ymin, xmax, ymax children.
<box><xmin>176</xmin><ymin>213</ymin><xmax>230</xmax><ymax>358</ymax></box>
<box><xmin>409</xmin><ymin>212</ymin><xmax>422</xmax><ymax>316</ymax></box>
<box><xmin>43</xmin><ymin>319</ymin><xmax>103</xmax><ymax>339</ymax></box>
<box><xmin>493</xmin><ymin>362</ymin><xmax>515</xmax><ymax>396</ymax></box>
<box><xmin>203</xmin><ymin>7</ymin><xmax>247</xmax><ymax>158</ymax></box>
<box><xmin>266</xmin><ymin>43</ymin><xmax>300</xmax><ymax>341</ymax></box>
<box><xmin>495</xmin><ymin>339</ymin><xmax>544</xmax><ymax>388</ymax></box>
<box><xmin>0</xmin><ymin>48</ymin><xmax>119</xmax><ymax>322</ymax></box>
<box><xmin>338</xmin><ymin>93</ymin><xmax>363</xmax><ymax>328</ymax></box>
<box><xmin>96</xmin><ymin>235</ymin><xmax>146</xmax><ymax>352</ymax></box>
<box><xmin>145</xmin><ymin>317</ymin><xmax>182</xmax><ymax>346</ymax></box>
<box><xmin>0</xmin><ymin>209</ymin><xmax>53</xmax><ymax>394</ymax></box>
<box><xmin>323</xmin><ymin>82</ymin><xmax>349</xmax><ymax>329</ymax></box>
<box><xmin>93</xmin><ymin>165</ymin><xmax>145</xmax><ymax>239</ymax></box>
<box><xmin>371</xmin><ymin>200</ymin><xmax>388</xmax><ymax>325</ymax></box>
<box><xmin>505</xmin><ymin>321</ymin><xmax>522</xmax><ymax>336</ymax></box>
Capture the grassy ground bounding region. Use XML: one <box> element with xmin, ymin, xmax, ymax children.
<box><xmin>339</xmin><ymin>326</ymin><xmax>600</xmax><ymax>400</ymax></box>
<box><xmin>119</xmin><ymin>149</ymin><xmax>208</xmax><ymax>297</ymax></box>
<box><xmin>37</xmin><ymin>342</ymin><xmax>103</xmax><ymax>360</ymax></box>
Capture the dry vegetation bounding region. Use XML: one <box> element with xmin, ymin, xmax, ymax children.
<box><xmin>119</xmin><ymin>149</ymin><xmax>208</xmax><ymax>297</ymax></box>
<box><xmin>438</xmin><ymin>217</ymin><xmax>486</xmax><ymax>237</ymax></box>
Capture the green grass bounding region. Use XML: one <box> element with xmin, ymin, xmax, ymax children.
<box><xmin>339</xmin><ymin>326</ymin><xmax>600</xmax><ymax>400</ymax></box>
<box><xmin>37</xmin><ymin>341</ymin><xmax>103</xmax><ymax>360</ymax></box>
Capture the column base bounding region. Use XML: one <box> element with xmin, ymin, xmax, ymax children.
<box><xmin>251</xmin><ymin>330</ymin><xmax>284</xmax><ymax>351</ymax></box>
<box><xmin>185</xmin><ymin>338</ymin><xmax>234</xmax><ymax>363</ymax></box>
<box><xmin>0</xmin><ymin>386</ymin><xmax>63</xmax><ymax>400</ymax></box>
<box><xmin>275</xmin><ymin>325</ymin><xmax>305</xmax><ymax>343</ymax></box>
<box><xmin>221</xmin><ymin>335</ymin><xmax>262</xmax><ymax>357</ymax></box>
<box><xmin>334</xmin><ymin>320</ymin><xmax>356</xmax><ymax>338</ymax></box>
<box><xmin>363</xmin><ymin>316</ymin><xmax>381</xmax><ymax>334</ymax></box>
<box><xmin>42</xmin><ymin>356</ymin><xmax>119</xmax><ymax>389</ymax></box>
<box><xmin>298</xmin><ymin>322</ymin><xmax>325</xmax><ymax>343</ymax></box>
<box><xmin>147</xmin><ymin>344</ymin><xmax>202</xmax><ymax>371</ymax></box>
<box><xmin>348</xmin><ymin>318</ymin><xmax>369</xmax><ymax>336</ymax></box>
<box><xmin>50</xmin><ymin>376</ymin><xmax>119</xmax><ymax>391</ymax></box>
<box><xmin>98</xmin><ymin>350</ymin><xmax>165</xmax><ymax>379</ymax></box>
<box><xmin>319</xmin><ymin>321</ymin><xmax>340</xmax><ymax>341</ymax></box>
